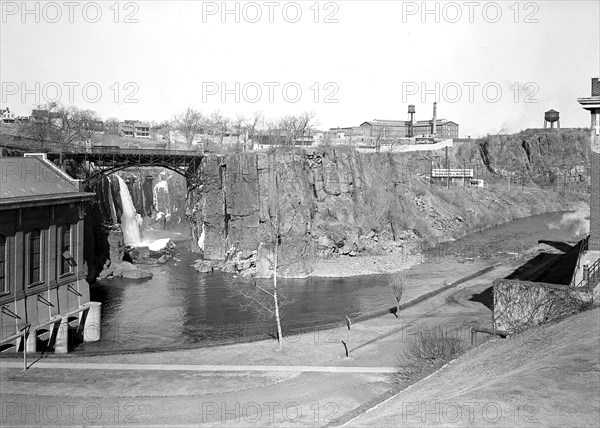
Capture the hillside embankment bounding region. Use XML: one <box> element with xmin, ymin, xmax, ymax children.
<box><xmin>350</xmin><ymin>307</ymin><xmax>600</xmax><ymax>427</ymax></box>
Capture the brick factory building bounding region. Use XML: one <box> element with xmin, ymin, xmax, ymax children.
<box><xmin>356</xmin><ymin>119</ymin><xmax>459</xmax><ymax>139</ymax></box>
<box><xmin>330</xmin><ymin>103</ymin><xmax>459</xmax><ymax>143</ymax></box>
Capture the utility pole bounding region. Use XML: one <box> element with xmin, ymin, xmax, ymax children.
<box><xmin>429</xmin><ymin>159</ymin><xmax>432</xmax><ymax>189</ymax></box>
<box><xmin>445</xmin><ymin>146</ymin><xmax>450</xmax><ymax>190</ymax></box>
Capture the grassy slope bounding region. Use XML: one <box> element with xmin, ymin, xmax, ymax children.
<box><xmin>352</xmin><ymin>308</ymin><xmax>600</xmax><ymax>427</ymax></box>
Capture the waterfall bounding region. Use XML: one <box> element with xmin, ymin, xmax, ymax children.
<box><xmin>116</xmin><ymin>175</ymin><xmax>143</xmax><ymax>246</ymax></box>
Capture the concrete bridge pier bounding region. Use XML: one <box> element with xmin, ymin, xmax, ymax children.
<box><xmin>83</xmin><ymin>302</ymin><xmax>102</xmax><ymax>342</ymax></box>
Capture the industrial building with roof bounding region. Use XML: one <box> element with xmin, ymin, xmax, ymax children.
<box><xmin>0</xmin><ymin>155</ymin><xmax>101</xmax><ymax>354</ymax></box>
<box><xmin>330</xmin><ymin>103</ymin><xmax>459</xmax><ymax>142</ymax></box>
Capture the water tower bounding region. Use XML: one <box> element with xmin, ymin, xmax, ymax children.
<box><xmin>408</xmin><ymin>105</ymin><xmax>416</xmax><ymax>137</ymax></box>
<box><xmin>544</xmin><ymin>109</ymin><xmax>560</xmax><ymax>129</ymax></box>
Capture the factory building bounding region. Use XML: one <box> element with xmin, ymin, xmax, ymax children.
<box><xmin>330</xmin><ymin>103</ymin><xmax>459</xmax><ymax>142</ymax></box>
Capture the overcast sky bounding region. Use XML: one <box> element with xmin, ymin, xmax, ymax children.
<box><xmin>1</xmin><ymin>0</ymin><xmax>599</xmax><ymax>136</ymax></box>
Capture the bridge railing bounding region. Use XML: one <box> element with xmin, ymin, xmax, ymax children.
<box><xmin>57</xmin><ymin>144</ymin><xmax>204</xmax><ymax>157</ymax></box>
<box><xmin>1</xmin><ymin>133</ymin><xmax>205</xmax><ymax>157</ymax></box>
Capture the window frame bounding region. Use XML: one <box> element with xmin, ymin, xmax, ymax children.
<box><xmin>59</xmin><ymin>223</ymin><xmax>74</xmax><ymax>277</ymax></box>
<box><xmin>0</xmin><ymin>234</ymin><xmax>7</xmax><ymax>295</ymax></box>
<box><xmin>28</xmin><ymin>228</ymin><xmax>43</xmax><ymax>287</ymax></box>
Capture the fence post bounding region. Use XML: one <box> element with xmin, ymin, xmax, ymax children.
<box><xmin>470</xmin><ymin>327</ymin><xmax>476</xmax><ymax>346</ymax></box>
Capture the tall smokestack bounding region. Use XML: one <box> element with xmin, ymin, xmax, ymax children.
<box><xmin>432</xmin><ymin>102</ymin><xmax>437</xmax><ymax>135</ymax></box>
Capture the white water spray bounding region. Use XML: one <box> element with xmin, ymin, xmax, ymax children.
<box><xmin>117</xmin><ymin>175</ymin><xmax>143</xmax><ymax>246</ymax></box>
<box><xmin>547</xmin><ymin>205</ymin><xmax>590</xmax><ymax>240</ymax></box>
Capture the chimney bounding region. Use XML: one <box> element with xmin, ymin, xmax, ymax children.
<box><xmin>432</xmin><ymin>102</ymin><xmax>437</xmax><ymax>135</ymax></box>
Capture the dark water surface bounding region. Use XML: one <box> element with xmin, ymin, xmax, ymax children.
<box><xmin>80</xmin><ymin>211</ymin><xmax>580</xmax><ymax>352</ymax></box>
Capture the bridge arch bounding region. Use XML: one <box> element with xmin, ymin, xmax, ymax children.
<box><xmin>47</xmin><ymin>147</ymin><xmax>205</xmax><ymax>190</ymax></box>
<box><xmin>86</xmin><ymin>162</ymin><xmax>192</xmax><ymax>187</ymax></box>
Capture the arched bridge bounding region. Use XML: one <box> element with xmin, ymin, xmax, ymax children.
<box><xmin>1</xmin><ymin>135</ymin><xmax>205</xmax><ymax>188</ymax></box>
<box><xmin>48</xmin><ymin>145</ymin><xmax>205</xmax><ymax>188</ymax></box>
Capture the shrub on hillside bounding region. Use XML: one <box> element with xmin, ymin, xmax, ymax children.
<box><xmin>401</xmin><ymin>324</ymin><xmax>464</xmax><ymax>365</ymax></box>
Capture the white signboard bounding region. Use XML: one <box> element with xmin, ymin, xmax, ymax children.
<box><xmin>431</xmin><ymin>169</ymin><xmax>474</xmax><ymax>178</ymax></box>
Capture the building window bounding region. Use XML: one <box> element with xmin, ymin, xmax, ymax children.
<box><xmin>0</xmin><ymin>235</ymin><xmax>6</xmax><ymax>292</ymax></box>
<box><xmin>60</xmin><ymin>223</ymin><xmax>73</xmax><ymax>276</ymax></box>
<box><xmin>29</xmin><ymin>229</ymin><xmax>41</xmax><ymax>284</ymax></box>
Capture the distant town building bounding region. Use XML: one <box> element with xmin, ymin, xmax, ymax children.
<box><xmin>118</xmin><ymin>121</ymin><xmax>151</xmax><ymax>140</ymax></box>
<box><xmin>89</xmin><ymin>120</ymin><xmax>105</xmax><ymax>134</ymax></box>
<box><xmin>29</xmin><ymin>109</ymin><xmax>62</xmax><ymax>127</ymax></box>
<box><xmin>0</xmin><ymin>155</ymin><xmax>100</xmax><ymax>354</ymax></box>
<box><xmin>1</xmin><ymin>108</ymin><xmax>15</xmax><ymax>123</ymax></box>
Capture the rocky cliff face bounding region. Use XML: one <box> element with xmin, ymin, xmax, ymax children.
<box><xmin>455</xmin><ymin>128</ymin><xmax>591</xmax><ymax>181</ymax></box>
<box><xmin>81</xmin><ymin>174</ymin><xmax>125</xmax><ymax>282</ymax></box>
<box><xmin>187</xmin><ymin>139</ymin><xmax>588</xmax><ymax>278</ymax></box>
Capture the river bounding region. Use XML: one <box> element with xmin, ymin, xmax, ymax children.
<box><xmin>78</xmin><ymin>211</ymin><xmax>582</xmax><ymax>353</ymax></box>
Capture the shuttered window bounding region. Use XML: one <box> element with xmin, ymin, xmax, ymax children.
<box><xmin>60</xmin><ymin>224</ymin><xmax>72</xmax><ymax>275</ymax></box>
<box><xmin>0</xmin><ymin>235</ymin><xmax>6</xmax><ymax>292</ymax></box>
<box><xmin>29</xmin><ymin>229</ymin><xmax>41</xmax><ymax>284</ymax></box>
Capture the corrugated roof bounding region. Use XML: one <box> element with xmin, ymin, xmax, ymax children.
<box><xmin>0</xmin><ymin>157</ymin><xmax>80</xmax><ymax>200</ymax></box>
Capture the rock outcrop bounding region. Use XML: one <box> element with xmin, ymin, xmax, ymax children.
<box><xmin>187</xmin><ymin>141</ymin><xmax>587</xmax><ymax>278</ymax></box>
<box><xmin>99</xmin><ymin>261</ymin><xmax>153</xmax><ymax>280</ymax></box>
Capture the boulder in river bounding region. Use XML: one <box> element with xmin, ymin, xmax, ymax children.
<box><xmin>99</xmin><ymin>261</ymin><xmax>153</xmax><ymax>280</ymax></box>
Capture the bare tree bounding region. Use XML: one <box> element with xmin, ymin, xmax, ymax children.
<box><xmin>55</xmin><ymin>105</ymin><xmax>100</xmax><ymax>164</ymax></box>
<box><xmin>295</xmin><ymin>111</ymin><xmax>318</xmax><ymax>146</ymax></box>
<box><xmin>225</xmin><ymin>162</ymin><xmax>314</xmax><ymax>349</ymax></box>
<box><xmin>155</xmin><ymin>120</ymin><xmax>174</xmax><ymax>146</ymax></box>
<box><xmin>19</xmin><ymin>115</ymin><xmax>52</xmax><ymax>149</ymax></box>
<box><xmin>233</xmin><ymin>114</ymin><xmax>246</xmax><ymax>144</ymax></box>
<box><xmin>390</xmin><ymin>271</ymin><xmax>407</xmax><ymax>318</ymax></box>
<box><xmin>227</xmin><ymin>215</ymin><xmax>289</xmax><ymax>350</ymax></box>
<box><xmin>264</xmin><ymin>118</ymin><xmax>283</xmax><ymax>147</ymax></box>
<box><xmin>174</xmin><ymin>107</ymin><xmax>205</xmax><ymax>147</ymax></box>
<box><xmin>267</xmin><ymin>216</ymin><xmax>285</xmax><ymax>349</ymax></box>
<box><xmin>30</xmin><ymin>103</ymin><xmax>99</xmax><ymax>163</ymax></box>
<box><xmin>208</xmin><ymin>111</ymin><xmax>230</xmax><ymax>145</ymax></box>
<box><xmin>271</xmin><ymin>112</ymin><xmax>318</xmax><ymax>147</ymax></box>
<box><xmin>20</xmin><ymin>103</ymin><xmax>99</xmax><ymax>162</ymax></box>
<box><xmin>278</xmin><ymin>116</ymin><xmax>296</xmax><ymax>146</ymax></box>
<box><xmin>246</xmin><ymin>111</ymin><xmax>263</xmax><ymax>150</ymax></box>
